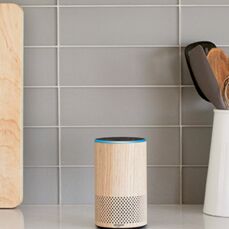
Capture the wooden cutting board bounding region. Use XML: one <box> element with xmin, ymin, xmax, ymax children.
<box><xmin>0</xmin><ymin>4</ymin><xmax>23</xmax><ymax>208</ymax></box>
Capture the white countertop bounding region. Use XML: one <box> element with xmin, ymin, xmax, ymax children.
<box><xmin>1</xmin><ymin>205</ymin><xmax>229</xmax><ymax>229</ymax></box>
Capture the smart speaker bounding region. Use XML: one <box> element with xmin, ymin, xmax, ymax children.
<box><xmin>95</xmin><ymin>137</ymin><xmax>147</xmax><ymax>228</ymax></box>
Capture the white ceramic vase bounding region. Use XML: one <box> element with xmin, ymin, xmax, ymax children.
<box><xmin>204</xmin><ymin>109</ymin><xmax>229</xmax><ymax>217</ymax></box>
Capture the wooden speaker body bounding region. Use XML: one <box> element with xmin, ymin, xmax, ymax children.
<box><xmin>95</xmin><ymin>137</ymin><xmax>147</xmax><ymax>228</ymax></box>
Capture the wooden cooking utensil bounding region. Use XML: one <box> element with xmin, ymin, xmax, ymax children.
<box><xmin>207</xmin><ymin>48</ymin><xmax>229</xmax><ymax>108</ymax></box>
<box><xmin>0</xmin><ymin>4</ymin><xmax>23</xmax><ymax>208</ymax></box>
<box><xmin>222</xmin><ymin>76</ymin><xmax>229</xmax><ymax>109</ymax></box>
<box><xmin>207</xmin><ymin>48</ymin><xmax>229</xmax><ymax>89</ymax></box>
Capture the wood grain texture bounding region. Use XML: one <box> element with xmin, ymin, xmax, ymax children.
<box><xmin>207</xmin><ymin>48</ymin><xmax>229</xmax><ymax>89</ymax></box>
<box><xmin>95</xmin><ymin>142</ymin><xmax>147</xmax><ymax>197</ymax></box>
<box><xmin>207</xmin><ymin>48</ymin><xmax>229</xmax><ymax>109</ymax></box>
<box><xmin>0</xmin><ymin>4</ymin><xmax>23</xmax><ymax>208</ymax></box>
<box><xmin>95</xmin><ymin>142</ymin><xmax>147</xmax><ymax>228</ymax></box>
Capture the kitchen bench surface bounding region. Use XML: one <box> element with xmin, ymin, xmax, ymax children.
<box><xmin>2</xmin><ymin>205</ymin><xmax>229</xmax><ymax>228</ymax></box>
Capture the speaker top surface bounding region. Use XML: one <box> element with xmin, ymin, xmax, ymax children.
<box><xmin>95</xmin><ymin>137</ymin><xmax>146</xmax><ymax>144</ymax></box>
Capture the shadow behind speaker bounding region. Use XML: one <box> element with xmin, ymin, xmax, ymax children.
<box><xmin>95</xmin><ymin>137</ymin><xmax>147</xmax><ymax>228</ymax></box>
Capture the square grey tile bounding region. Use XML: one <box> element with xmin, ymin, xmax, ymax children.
<box><xmin>24</xmin><ymin>7</ymin><xmax>56</xmax><ymax>45</ymax></box>
<box><xmin>24</xmin><ymin>89</ymin><xmax>58</xmax><ymax>126</ymax></box>
<box><xmin>60</xmin><ymin>0</ymin><xmax>178</xmax><ymax>4</ymax></box>
<box><xmin>0</xmin><ymin>0</ymin><xmax>56</xmax><ymax>4</ymax></box>
<box><xmin>147</xmin><ymin>167</ymin><xmax>180</xmax><ymax>204</ymax></box>
<box><xmin>60</xmin><ymin>7</ymin><xmax>178</xmax><ymax>45</ymax></box>
<box><xmin>182</xmin><ymin>87</ymin><xmax>214</xmax><ymax>125</ymax></box>
<box><xmin>25</xmin><ymin>48</ymin><xmax>57</xmax><ymax>86</ymax></box>
<box><xmin>182</xmin><ymin>167</ymin><xmax>207</xmax><ymax>204</ymax></box>
<box><xmin>60</xmin><ymin>88</ymin><xmax>179</xmax><ymax>125</ymax></box>
<box><xmin>182</xmin><ymin>0</ymin><xmax>229</xmax><ymax>4</ymax></box>
<box><xmin>61</xmin><ymin>168</ymin><xmax>94</xmax><ymax>204</ymax></box>
<box><xmin>24</xmin><ymin>128</ymin><xmax>58</xmax><ymax>166</ymax></box>
<box><xmin>24</xmin><ymin>168</ymin><xmax>58</xmax><ymax>204</ymax></box>
<box><xmin>60</xmin><ymin>48</ymin><xmax>179</xmax><ymax>85</ymax></box>
<box><xmin>183</xmin><ymin>127</ymin><xmax>212</xmax><ymax>165</ymax></box>
<box><xmin>61</xmin><ymin>127</ymin><xmax>180</xmax><ymax>166</ymax></box>
<box><xmin>182</xmin><ymin>7</ymin><xmax>229</xmax><ymax>46</ymax></box>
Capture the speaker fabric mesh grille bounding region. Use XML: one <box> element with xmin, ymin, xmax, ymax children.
<box><xmin>96</xmin><ymin>195</ymin><xmax>146</xmax><ymax>226</ymax></box>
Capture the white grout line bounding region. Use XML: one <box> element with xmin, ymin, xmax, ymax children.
<box><xmin>23</xmin><ymin>44</ymin><xmax>229</xmax><ymax>48</ymax></box>
<box><xmin>58</xmin><ymin>45</ymin><xmax>180</xmax><ymax>48</ymax></box>
<box><xmin>178</xmin><ymin>0</ymin><xmax>183</xmax><ymax>205</ymax></box>
<box><xmin>24</xmin><ymin>45</ymin><xmax>179</xmax><ymax>48</ymax></box>
<box><xmin>23</xmin><ymin>165</ymin><xmax>208</xmax><ymax>168</ymax></box>
<box><xmin>180</xmin><ymin>4</ymin><xmax>229</xmax><ymax>7</ymax></box>
<box><xmin>57</xmin><ymin>0</ymin><xmax>62</xmax><ymax>205</ymax></box>
<box><xmin>21</xmin><ymin>4</ymin><xmax>229</xmax><ymax>7</ymax></box>
<box><xmin>24</xmin><ymin>85</ymin><xmax>195</xmax><ymax>88</ymax></box>
<box><xmin>21</xmin><ymin>4</ymin><xmax>177</xmax><ymax>8</ymax></box>
<box><xmin>24</xmin><ymin>125</ymin><xmax>59</xmax><ymax>128</ymax></box>
<box><xmin>22</xmin><ymin>5</ymin><xmax>57</xmax><ymax>7</ymax></box>
<box><xmin>217</xmin><ymin>45</ymin><xmax>229</xmax><ymax>47</ymax></box>
<box><xmin>60</xmin><ymin>165</ymin><xmax>95</xmax><ymax>168</ymax></box>
<box><xmin>24</xmin><ymin>45</ymin><xmax>58</xmax><ymax>48</ymax></box>
<box><xmin>24</xmin><ymin>165</ymin><xmax>59</xmax><ymax>168</ymax></box>
<box><xmin>23</xmin><ymin>125</ymin><xmax>212</xmax><ymax>128</ymax></box>
<box><xmin>24</xmin><ymin>86</ymin><xmax>58</xmax><ymax>88</ymax></box>
<box><xmin>59</xmin><ymin>85</ymin><xmax>188</xmax><ymax>88</ymax></box>
<box><xmin>182</xmin><ymin>125</ymin><xmax>212</xmax><ymax>128</ymax></box>
<box><xmin>182</xmin><ymin>165</ymin><xmax>208</xmax><ymax>168</ymax></box>
<box><xmin>60</xmin><ymin>4</ymin><xmax>177</xmax><ymax>7</ymax></box>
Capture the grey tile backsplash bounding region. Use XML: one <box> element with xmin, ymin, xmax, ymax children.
<box><xmin>60</xmin><ymin>48</ymin><xmax>179</xmax><ymax>85</ymax></box>
<box><xmin>25</xmin><ymin>48</ymin><xmax>57</xmax><ymax>86</ymax></box>
<box><xmin>4</xmin><ymin>0</ymin><xmax>224</xmax><ymax>204</ymax></box>
<box><xmin>60</xmin><ymin>88</ymin><xmax>179</xmax><ymax>125</ymax></box>
<box><xmin>181</xmin><ymin>7</ymin><xmax>229</xmax><ymax>46</ymax></box>
<box><xmin>59</xmin><ymin>7</ymin><xmax>178</xmax><ymax>45</ymax></box>
<box><xmin>60</xmin><ymin>0</ymin><xmax>178</xmax><ymax>5</ymax></box>
<box><xmin>147</xmin><ymin>168</ymin><xmax>180</xmax><ymax>204</ymax></box>
<box><xmin>182</xmin><ymin>88</ymin><xmax>214</xmax><ymax>125</ymax></box>
<box><xmin>183</xmin><ymin>128</ymin><xmax>211</xmax><ymax>166</ymax></box>
<box><xmin>181</xmin><ymin>0</ymin><xmax>229</xmax><ymax>5</ymax></box>
<box><xmin>24</xmin><ymin>89</ymin><xmax>58</xmax><ymax>126</ymax></box>
<box><xmin>3</xmin><ymin>0</ymin><xmax>56</xmax><ymax>4</ymax></box>
<box><xmin>24</xmin><ymin>7</ymin><xmax>57</xmax><ymax>45</ymax></box>
<box><xmin>61</xmin><ymin>168</ymin><xmax>94</xmax><ymax>204</ymax></box>
<box><xmin>24</xmin><ymin>168</ymin><xmax>59</xmax><ymax>204</ymax></box>
<box><xmin>24</xmin><ymin>128</ymin><xmax>58</xmax><ymax>166</ymax></box>
<box><xmin>182</xmin><ymin>167</ymin><xmax>208</xmax><ymax>204</ymax></box>
<box><xmin>61</xmin><ymin>127</ymin><xmax>180</xmax><ymax>165</ymax></box>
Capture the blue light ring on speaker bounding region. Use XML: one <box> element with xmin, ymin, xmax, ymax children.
<box><xmin>95</xmin><ymin>137</ymin><xmax>146</xmax><ymax>144</ymax></box>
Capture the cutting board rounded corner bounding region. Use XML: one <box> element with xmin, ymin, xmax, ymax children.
<box><xmin>0</xmin><ymin>3</ymin><xmax>24</xmax><ymax>14</ymax></box>
<box><xmin>12</xmin><ymin>196</ymin><xmax>23</xmax><ymax>209</ymax></box>
<box><xmin>2</xmin><ymin>196</ymin><xmax>23</xmax><ymax>209</ymax></box>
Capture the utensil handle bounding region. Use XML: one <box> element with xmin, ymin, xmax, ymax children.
<box><xmin>221</xmin><ymin>76</ymin><xmax>229</xmax><ymax>109</ymax></box>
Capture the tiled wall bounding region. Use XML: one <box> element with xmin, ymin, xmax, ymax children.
<box><xmin>4</xmin><ymin>0</ymin><xmax>228</xmax><ymax>204</ymax></box>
